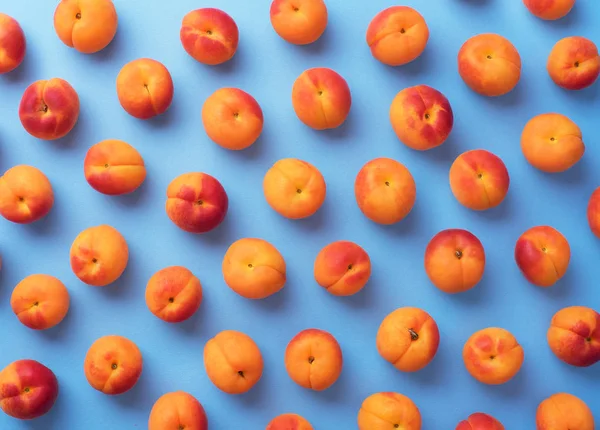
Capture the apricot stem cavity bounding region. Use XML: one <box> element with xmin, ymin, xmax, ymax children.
<box><xmin>574</xmin><ymin>61</ymin><xmax>580</xmax><ymax>67</ymax></box>
<box><xmin>400</xmin><ymin>28</ymin><xmax>406</xmax><ymax>34</ymax></box>
<box><xmin>206</xmin><ymin>30</ymin><xmax>212</xmax><ymax>35</ymax></box>
<box><xmin>455</xmin><ymin>250</ymin><xmax>463</xmax><ymax>260</ymax></box>
<box><xmin>385</xmin><ymin>181</ymin><xmax>390</xmax><ymax>186</ymax></box>
<box><xmin>408</xmin><ymin>328</ymin><xmax>419</xmax><ymax>341</ymax></box>
<box><xmin>168</xmin><ymin>297</ymin><xmax>174</xmax><ymax>303</ymax></box>
<box><xmin>76</xmin><ymin>13</ymin><xmax>81</xmax><ymax>19</ymax></box>
<box><xmin>296</xmin><ymin>188</ymin><xmax>302</xmax><ymax>194</ymax></box>
<box><xmin>111</xmin><ymin>363</ymin><xmax>118</xmax><ymax>370</ymax></box>
<box><xmin>247</xmin><ymin>263</ymin><xmax>253</xmax><ymax>268</ymax></box>
<box><xmin>238</xmin><ymin>370</ymin><xmax>245</xmax><ymax>378</ymax></box>
<box><xmin>586</xmin><ymin>337</ymin><xmax>592</xmax><ymax>342</ymax></box>
<box><xmin>24</xmin><ymin>387</ymin><xmax>30</xmax><ymax>393</ymax></box>
<box><xmin>487</xmin><ymin>55</ymin><xmax>492</xmax><ymax>60</ymax></box>
<box><xmin>92</xmin><ymin>258</ymin><xmax>98</xmax><ymax>264</ymax></box>
<box><xmin>347</xmin><ymin>264</ymin><xmax>353</xmax><ymax>270</ymax></box>
<box><xmin>195</xmin><ymin>200</ymin><xmax>203</xmax><ymax>206</ymax></box>
<box><xmin>424</xmin><ymin>113</ymin><xmax>430</xmax><ymax>120</ymax></box>
<box><xmin>308</xmin><ymin>356</ymin><xmax>315</xmax><ymax>364</ymax></box>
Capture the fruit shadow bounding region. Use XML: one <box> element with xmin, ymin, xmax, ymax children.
<box><xmin>306</xmin><ymin>363</ymin><xmax>352</xmax><ymax>404</ymax></box>
<box><xmin>404</xmin><ymin>344</ymin><xmax>447</xmax><ymax>385</ymax></box>
<box><xmin>23</xmin><ymin>197</ymin><xmax>60</xmax><ymax>236</ymax></box>
<box><xmin>312</xmin><ymin>107</ymin><xmax>356</xmax><ymax>141</ymax></box>
<box><xmin>331</xmin><ymin>278</ymin><xmax>376</xmax><ymax>309</ymax></box>
<box><xmin>22</xmin><ymin>388</ymin><xmax>65</xmax><ymax>430</ymax></box>
<box><xmin>85</xmin><ymin>28</ymin><xmax>123</xmax><ymax>63</ymax></box>
<box><xmin>293</xmin><ymin>199</ymin><xmax>330</xmax><ymax>232</ymax></box>
<box><xmin>479</xmin><ymin>81</ymin><xmax>525</xmax><ymax>108</ymax></box>
<box><xmin>473</xmin><ymin>192</ymin><xmax>514</xmax><ymax>222</ymax></box>
<box><xmin>225</xmin><ymin>133</ymin><xmax>266</xmax><ymax>160</ymax></box>
<box><xmin>548</xmin><ymin>4</ymin><xmax>581</xmax><ymax>27</ymax></box>
<box><xmin>533</xmin><ymin>156</ymin><xmax>589</xmax><ymax>186</ymax></box>
<box><xmin>114</xmin><ymin>370</ymin><xmax>156</xmax><ymax>410</ymax></box>
<box><xmin>375</xmin><ymin>201</ymin><xmax>422</xmax><ymax>236</ymax></box>
<box><xmin>39</xmin><ymin>301</ymin><xmax>74</xmax><ymax>341</ymax></box>
<box><xmin>391</xmin><ymin>47</ymin><xmax>433</xmax><ymax>77</ymax></box>
<box><xmin>95</xmin><ymin>255</ymin><xmax>137</xmax><ymax>301</ymax></box>
<box><xmin>111</xmin><ymin>179</ymin><xmax>151</xmax><ymax>207</ymax></box>
<box><xmin>481</xmin><ymin>361</ymin><xmax>527</xmax><ymax>399</ymax></box>
<box><xmin>235</xmin><ymin>371</ymin><xmax>270</xmax><ymax>408</ymax></box>
<box><xmin>141</xmin><ymin>94</ymin><xmax>179</xmax><ymax>128</ymax></box>
<box><xmin>245</xmin><ymin>283</ymin><xmax>290</xmax><ymax>313</ymax></box>
<box><xmin>50</xmin><ymin>112</ymin><xmax>86</xmax><ymax>150</ymax></box>
<box><xmin>174</xmin><ymin>295</ymin><xmax>210</xmax><ymax>336</ymax></box>
<box><xmin>196</xmin><ymin>44</ymin><xmax>242</xmax><ymax>77</ymax></box>
<box><xmin>195</xmin><ymin>214</ymin><xmax>236</xmax><ymax>247</ymax></box>
<box><xmin>292</xmin><ymin>25</ymin><xmax>332</xmax><ymax>55</ymax></box>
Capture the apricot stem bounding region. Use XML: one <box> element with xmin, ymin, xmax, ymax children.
<box><xmin>308</xmin><ymin>356</ymin><xmax>315</xmax><ymax>364</ymax></box>
<box><xmin>24</xmin><ymin>387</ymin><xmax>30</xmax><ymax>393</ymax></box>
<box><xmin>76</xmin><ymin>13</ymin><xmax>81</xmax><ymax>19</ymax></box>
<box><xmin>238</xmin><ymin>371</ymin><xmax>245</xmax><ymax>378</ymax></box>
<box><xmin>347</xmin><ymin>264</ymin><xmax>353</xmax><ymax>271</ymax></box>
<box><xmin>400</xmin><ymin>28</ymin><xmax>405</xmax><ymax>34</ymax></box>
<box><xmin>111</xmin><ymin>363</ymin><xmax>118</xmax><ymax>370</ymax></box>
<box><xmin>455</xmin><ymin>250</ymin><xmax>463</xmax><ymax>260</ymax></box>
<box><xmin>168</xmin><ymin>297</ymin><xmax>174</xmax><ymax>303</ymax></box>
<box><xmin>385</xmin><ymin>181</ymin><xmax>390</xmax><ymax>186</ymax></box>
<box><xmin>408</xmin><ymin>328</ymin><xmax>419</xmax><ymax>341</ymax></box>
<box><xmin>92</xmin><ymin>258</ymin><xmax>98</xmax><ymax>264</ymax></box>
<box><xmin>574</xmin><ymin>61</ymin><xmax>580</xmax><ymax>67</ymax></box>
<box><xmin>586</xmin><ymin>337</ymin><xmax>592</xmax><ymax>342</ymax></box>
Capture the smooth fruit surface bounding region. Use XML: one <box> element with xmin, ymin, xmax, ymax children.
<box><xmin>523</xmin><ymin>0</ymin><xmax>576</xmax><ymax>20</ymax></box>
<box><xmin>148</xmin><ymin>391</ymin><xmax>208</xmax><ymax>430</ymax></box>
<box><xmin>314</xmin><ymin>240</ymin><xmax>371</xmax><ymax>296</ymax></box>
<box><xmin>358</xmin><ymin>392</ymin><xmax>422</xmax><ymax>430</ymax></box>
<box><xmin>180</xmin><ymin>8</ymin><xmax>238</xmax><ymax>65</ymax></box>
<box><xmin>11</xmin><ymin>274</ymin><xmax>70</xmax><ymax>330</ymax></box>
<box><xmin>267</xmin><ymin>413</ymin><xmax>314</xmax><ymax>430</ymax></box>
<box><xmin>0</xmin><ymin>165</ymin><xmax>54</xmax><ymax>224</ymax></box>
<box><xmin>0</xmin><ymin>13</ymin><xmax>26</xmax><ymax>74</ymax></box>
<box><xmin>456</xmin><ymin>413</ymin><xmax>505</xmax><ymax>430</ymax></box>
<box><xmin>547</xmin><ymin>306</ymin><xmax>600</xmax><ymax>367</ymax></box>
<box><xmin>270</xmin><ymin>0</ymin><xmax>327</xmax><ymax>45</ymax></box>
<box><xmin>536</xmin><ymin>393</ymin><xmax>594</xmax><ymax>430</ymax></box>
<box><xmin>145</xmin><ymin>266</ymin><xmax>202</xmax><ymax>323</ymax></box>
<box><xmin>547</xmin><ymin>36</ymin><xmax>600</xmax><ymax>90</ymax></box>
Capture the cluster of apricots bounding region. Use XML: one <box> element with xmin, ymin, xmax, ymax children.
<box><xmin>0</xmin><ymin>0</ymin><xmax>599</xmax><ymax>428</ymax></box>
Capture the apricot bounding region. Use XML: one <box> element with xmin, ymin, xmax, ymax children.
<box><xmin>70</xmin><ymin>224</ymin><xmax>129</xmax><ymax>287</ymax></box>
<box><xmin>463</xmin><ymin>327</ymin><xmax>524</xmax><ymax>385</ymax></box>
<box><xmin>84</xmin><ymin>335</ymin><xmax>143</xmax><ymax>395</ymax></box>
<box><xmin>0</xmin><ymin>165</ymin><xmax>54</xmax><ymax>224</ymax></box>
<box><xmin>456</xmin><ymin>413</ymin><xmax>504</xmax><ymax>430</ymax></box>
<box><xmin>536</xmin><ymin>393</ymin><xmax>594</xmax><ymax>430</ymax></box>
<box><xmin>166</xmin><ymin>172</ymin><xmax>228</xmax><ymax>233</ymax></box>
<box><xmin>53</xmin><ymin>0</ymin><xmax>118</xmax><ymax>54</ymax></box>
<box><xmin>148</xmin><ymin>391</ymin><xmax>208</xmax><ymax>430</ymax></box>
<box><xmin>390</xmin><ymin>84</ymin><xmax>453</xmax><ymax>151</ymax></box>
<box><xmin>458</xmin><ymin>34</ymin><xmax>522</xmax><ymax>97</ymax></box>
<box><xmin>547</xmin><ymin>306</ymin><xmax>600</xmax><ymax>367</ymax></box>
<box><xmin>263</xmin><ymin>158</ymin><xmax>326</xmax><ymax>219</ymax></box>
<box><xmin>202</xmin><ymin>88</ymin><xmax>263</xmax><ymax>150</ymax></box>
<box><xmin>425</xmin><ymin>229</ymin><xmax>485</xmax><ymax>294</ymax></box>
<box><xmin>204</xmin><ymin>330</ymin><xmax>263</xmax><ymax>394</ymax></box>
<box><xmin>587</xmin><ymin>187</ymin><xmax>600</xmax><ymax>238</ymax></box>
<box><xmin>355</xmin><ymin>157</ymin><xmax>416</xmax><ymax>225</ymax></box>
<box><xmin>222</xmin><ymin>238</ymin><xmax>286</xmax><ymax>299</ymax></box>
<box><xmin>180</xmin><ymin>8</ymin><xmax>239</xmax><ymax>65</ymax></box>
<box><xmin>116</xmin><ymin>58</ymin><xmax>173</xmax><ymax>119</ymax></box>
<box><xmin>376</xmin><ymin>307</ymin><xmax>439</xmax><ymax>372</ymax></box>
<box><xmin>449</xmin><ymin>149</ymin><xmax>510</xmax><ymax>211</ymax></box>
<box><xmin>366</xmin><ymin>6</ymin><xmax>429</xmax><ymax>67</ymax></box>
<box><xmin>145</xmin><ymin>266</ymin><xmax>202</xmax><ymax>323</ymax></box>
<box><xmin>0</xmin><ymin>359</ymin><xmax>58</xmax><ymax>420</ymax></box>
<box><xmin>270</xmin><ymin>0</ymin><xmax>327</xmax><ymax>45</ymax></box>
<box><xmin>291</xmin><ymin>67</ymin><xmax>351</xmax><ymax>130</ymax></box>
<box><xmin>514</xmin><ymin>225</ymin><xmax>570</xmax><ymax>287</ymax></box>
<box><xmin>0</xmin><ymin>13</ymin><xmax>26</xmax><ymax>74</ymax></box>
<box><xmin>523</xmin><ymin>0</ymin><xmax>576</xmax><ymax>20</ymax></box>
<box><xmin>84</xmin><ymin>139</ymin><xmax>146</xmax><ymax>195</ymax></box>
<box><xmin>521</xmin><ymin>113</ymin><xmax>584</xmax><ymax>173</ymax></box>
<box><xmin>314</xmin><ymin>240</ymin><xmax>371</xmax><ymax>296</ymax></box>
<box><xmin>267</xmin><ymin>413</ymin><xmax>313</xmax><ymax>430</ymax></box>
<box><xmin>547</xmin><ymin>36</ymin><xmax>600</xmax><ymax>90</ymax></box>
<box><xmin>358</xmin><ymin>392</ymin><xmax>421</xmax><ymax>430</ymax></box>
<box><xmin>19</xmin><ymin>78</ymin><xmax>80</xmax><ymax>140</ymax></box>
<box><xmin>285</xmin><ymin>329</ymin><xmax>342</xmax><ymax>391</ymax></box>
<box><xmin>11</xmin><ymin>274</ymin><xmax>70</xmax><ymax>330</ymax></box>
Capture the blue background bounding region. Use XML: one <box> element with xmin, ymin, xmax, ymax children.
<box><xmin>1</xmin><ymin>0</ymin><xmax>599</xmax><ymax>428</ymax></box>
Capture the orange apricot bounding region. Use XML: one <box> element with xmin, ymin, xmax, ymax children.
<box><xmin>0</xmin><ymin>165</ymin><xmax>54</xmax><ymax>224</ymax></box>
<box><xmin>536</xmin><ymin>393</ymin><xmax>594</xmax><ymax>430</ymax></box>
<box><xmin>547</xmin><ymin>36</ymin><xmax>600</xmax><ymax>91</ymax></box>
<box><xmin>84</xmin><ymin>335</ymin><xmax>143</xmax><ymax>395</ymax></box>
<box><xmin>53</xmin><ymin>0</ymin><xmax>118</xmax><ymax>54</ymax></box>
<box><xmin>70</xmin><ymin>224</ymin><xmax>129</xmax><ymax>287</ymax></box>
<box><xmin>270</xmin><ymin>0</ymin><xmax>327</xmax><ymax>45</ymax></box>
<box><xmin>148</xmin><ymin>391</ymin><xmax>208</xmax><ymax>430</ymax></box>
<box><xmin>180</xmin><ymin>8</ymin><xmax>238</xmax><ymax>65</ymax></box>
<box><xmin>222</xmin><ymin>238</ymin><xmax>286</xmax><ymax>299</ymax></box>
<box><xmin>267</xmin><ymin>413</ymin><xmax>313</xmax><ymax>430</ymax></box>
<box><xmin>547</xmin><ymin>306</ymin><xmax>600</xmax><ymax>367</ymax></box>
<box><xmin>358</xmin><ymin>392</ymin><xmax>422</xmax><ymax>430</ymax></box>
<box><xmin>204</xmin><ymin>330</ymin><xmax>263</xmax><ymax>394</ymax></box>
<box><xmin>145</xmin><ymin>266</ymin><xmax>202</xmax><ymax>323</ymax></box>
<box><xmin>523</xmin><ymin>0</ymin><xmax>576</xmax><ymax>20</ymax></box>
<box><xmin>84</xmin><ymin>139</ymin><xmax>146</xmax><ymax>195</ymax></box>
<box><xmin>588</xmin><ymin>187</ymin><xmax>600</xmax><ymax>238</ymax></box>
<box><xmin>314</xmin><ymin>240</ymin><xmax>371</xmax><ymax>296</ymax></box>
<box><xmin>0</xmin><ymin>13</ymin><xmax>26</xmax><ymax>74</ymax></box>
<box><xmin>355</xmin><ymin>157</ymin><xmax>416</xmax><ymax>224</ymax></box>
<box><xmin>11</xmin><ymin>274</ymin><xmax>70</xmax><ymax>330</ymax></box>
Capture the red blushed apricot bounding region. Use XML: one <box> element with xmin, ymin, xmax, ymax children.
<box><xmin>180</xmin><ymin>8</ymin><xmax>239</xmax><ymax>66</ymax></box>
<box><xmin>547</xmin><ymin>36</ymin><xmax>600</xmax><ymax>91</ymax></box>
<box><xmin>449</xmin><ymin>150</ymin><xmax>510</xmax><ymax>211</ymax></box>
<box><xmin>11</xmin><ymin>274</ymin><xmax>70</xmax><ymax>330</ymax></box>
<box><xmin>53</xmin><ymin>0</ymin><xmax>118</xmax><ymax>54</ymax></box>
<box><xmin>222</xmin><ymin>238</ymin><xmax>286</xmax><ymax>299</ymax></box>
<box><xmin>0</xmin><ymin>13</ymin><xmax>26</xmax><ymax>74</ymax></box>
<box><xmin>145</xmin><ymin>266</ymin><xmax>202</xmax><ymax>323</ymax></box>
<box><xmin>284</xmin><ymin>329</ymin><xmax>343</xmax><ymax>391</ymax></box>
<box><xmin>116</xmin><ymin>58</ymin><xmax>173</xmax><ymax>120</ymax></box>
<box><xmin>270</xmin><ymin>0</ymin><xmax>327</xmax><ymax>45</ymax></box>
<box><xmin>263</xmin><ymin>158</ymin><xmax>326</xmax><ymax>219</ymax></box>
<box><xmin>148</xmin><ymin>391</ymin><xmax>208</xmax><ymax>430</ymax></box>
<box><xmin>376</xmin><ymin>307</ymin><xmax>440</xmax><ymax>372</ymax></box>
<box><xmin>358</xmin><ymin>392</ymin><xmax>422</xmax><ymax>430</ymax></box>
<box><xmin>425</xmin><ymin>229</ymin><xmax>485</xmax><ymax>294</ymax></box>
<box><xmin>456</xmin><ymin>412</ymin><xmax>505</xmax><ymax>430</ymax></box>
<box><xmin>70</xmin><ymin>224</ymin><xmax>129</xmax><ymax>287</ymax></box>
<box><xmin>523</xmin><ymin>0</ymin><xmax>576</xmax><ymax>20</ymax></box>
<box><xmin>536</xmin><ymin>393</ymin><xmax>594</xmax><ymax>430</ymax></box>
<box><xmin>314</xmin><ymin>241</ymin><xmax>371</xmax><ymax>296</ymax></box>
<box><xmin>202</xmin><ymin>88</ymin><xmax>263</xmax><ymax>150</ymax></box>
<box><xmin>463</xmin><ymin>327</ymin><xmax>524</xmax><ymax>385</ymax></box>
<box><xmin>521</xmin><ymin>113</ymin><xmax>584</xmax><ymax>173</ymax></box>
<box><xmin>19</xmin><ymin>78</ymin><xmax>80</xmax><ymax>140</ymax></box>
<box><xmin>84</xmin><ymin>139</ymin><xmax>146</xmax><ymax>195</ymax></box>
<box><xmin>587</xmin><ymin>187</ymin><xmax>600</xmax><ymax>238</ymax></box>
<box><xmin>204</xmin><ymin>330</ymin><xmax>263</xmax><ymax>394</ymax></box>
<box><xmin>355</xmin><ymin>158</ymin><xmax>416</xmax><ymax>225</ymax></box>
<box><xmin>267</xmin><ymin>413</ymin><xmax>314</xmax><ymax>430</ymax></box>
<box><xmin>514</xmin><ymin>226</ymin><xmax>570</xmax><ymax>287</ymax></box>
<box><xmin>0</xmin><ymin>359</ymin><xmax>58</xmax><ymax>420</ymax></box>
<box><xmin>366</xmin><ymin>6</ymin><xmax>429</xmax><ymax>67</ymax></box>
<box><xmin>291</xmin><ymin>68</ymin><xmax>351</xmax><ymax>130</ymax></box>
<box><xmin>458</xmin><ymin>34</ymin><xmax>522</xmax><ymax>97</ymax></box>
<box><xmin>390</xmin><ymin>84</ymin><xmax>453</xmax><ymax>151</ymax></box>
<box><xmin>547</xmin><ymin>306</ymin><xmax>600</xmax><ymax>367</ymax></box>
<box><xmin>166</xmin><ymin>172</ymin><xmax>228</xmax><ymax>233</ymax></box>
<box><xmin>84</xmin><ymin>335</ymin><xmax>143</xmax><ymax>395</ymax></box>
<box><xmin>0</xmin><ymin>165</ymin><xmax>54</xmax><ymax>224</ymax></box>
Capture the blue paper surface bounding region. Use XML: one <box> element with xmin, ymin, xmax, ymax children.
<box><xmin>1</xmin><ymin>0</ymin><xmax>599</xmax><ymax>428</ymax></box>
